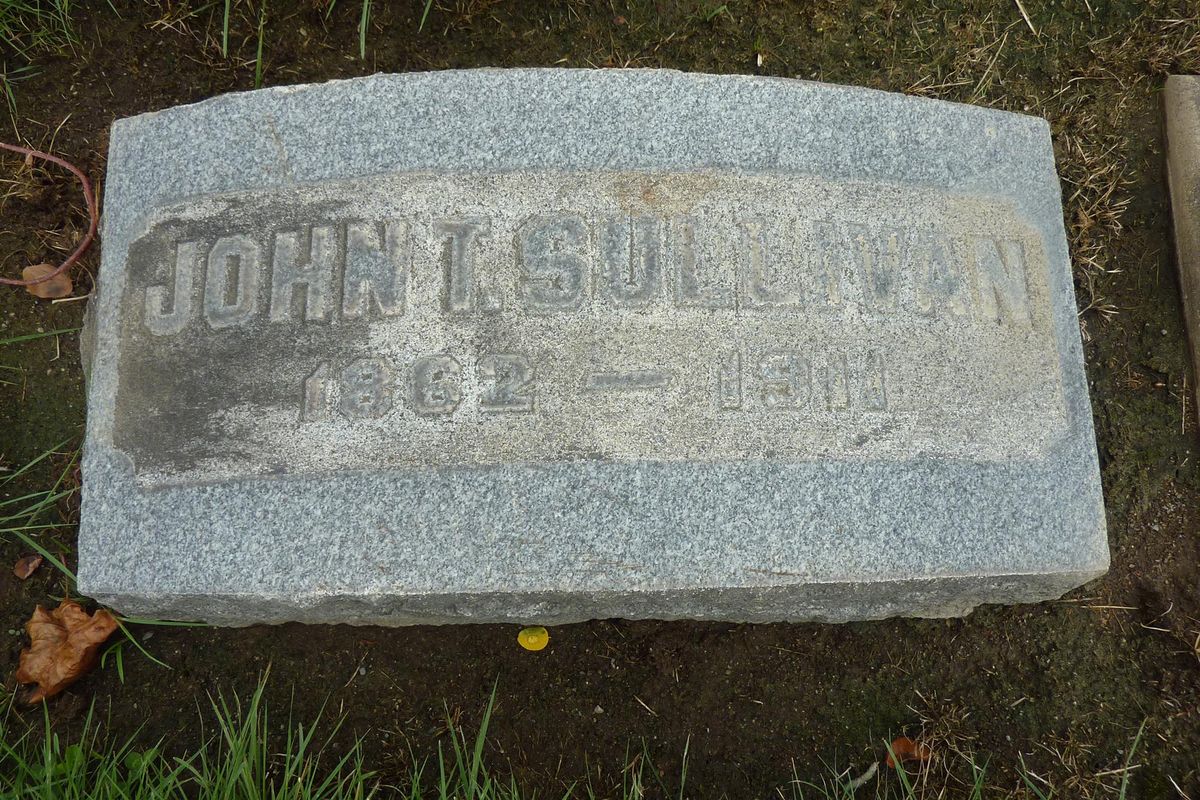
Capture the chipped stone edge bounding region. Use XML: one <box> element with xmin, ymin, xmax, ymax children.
<box><xmin>91</xmin><ymin>569</ymin><xmax>1106</xmax><ymax>627</ymax></box>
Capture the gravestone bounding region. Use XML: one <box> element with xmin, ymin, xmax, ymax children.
<box><xmin>79</xmin><ymin>69</ymin><xmax>1108</xmax><ymax>625</ymax></box>
<box><xmin>1167</xmin><ymin>75</ymin><xmax>1200</xmax><ymax>426</ymax></box>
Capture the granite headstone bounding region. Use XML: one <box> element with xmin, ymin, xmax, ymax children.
<box><xmin>79</xmin><ymin>69</ymin><xmax>1108</xmax><ymax>624</ymax></box>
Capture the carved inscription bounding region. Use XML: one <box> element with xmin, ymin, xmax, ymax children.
<box><xmin>115</xmin><ymin>171</ymin><xmax>1067</xmax><ymax>483</ymax></box>
<box><xmin>138</xmin><ymin>217</ymin><xmax>1038</xmax><ymax>333</ymax></box>
<box><xmin>479</xmin><ymin>354</ymin><xmax>535</xmax><ymax>413</ymax></box>
<box><xmin>303</xmin><ymin>354</ymin><xmax>534</xmax><ymax>420</ymax></box>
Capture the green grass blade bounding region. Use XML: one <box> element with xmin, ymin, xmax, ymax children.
<box><xmin>0</xmin><ymin>328</ymin><xmax>79</xmax><ymax>346</ymax></box>
<box><xmin>0</xmin><ymin>438</ymin><xmax>73</xmax><ymax>485</ymax></box>
<box><xmin>254</xmin><ymin>1</ymin><xmax>266</xmax><ymax>88</ymax></box>
<box><xmin>114</xmin><ymin>619</ymin><xmax>172</xmax><ymax>670</ymax></box>
<box><xmin>1018</xmin><ymin>754</ymin><xmax>1054</xmax><ymax>800</ymax></box>
<box><xmin>1117</xmin><ymin>720</ymin><xmax>1146</xmax><ymax>800</ymax></box>
<box><xmin>358</xmin><ymin>0</ymin><xmax>370</xmax><ymax>59</ymax></box>
<box><xmin>883</xmin><ymin>740</ymin><xmax>916</xmax><ymax>799</ymax></box>
<box><xmin>4</xmin><ymin>525</ymin><xmax>75</xmax><ymax>582</ymax></box>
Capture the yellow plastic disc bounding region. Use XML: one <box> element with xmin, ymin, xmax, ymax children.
<box><xmin>517</xmin><ymin>626</ymin><xmax>550</xmax><ymax>651</ymax></box>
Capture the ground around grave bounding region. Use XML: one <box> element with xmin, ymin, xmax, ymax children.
<box><xmin>1</xmin><ymin>2</ymin><xmax>1199</xmax><ymax>797</ymax></box>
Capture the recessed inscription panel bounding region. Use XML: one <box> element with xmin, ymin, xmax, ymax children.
<box><xmin>113</xmin><ymin>171</ymin><xmax>1066</xmax><ymax>485</ymax></box>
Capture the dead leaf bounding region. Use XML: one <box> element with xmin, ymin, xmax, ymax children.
<box><xmin>12</xmin><ymin>554</ymin><xmax>43</xmax><ymax>580</ymax></box>
<box><xmin>21</xmin><ymin>263</ymin><xmax>72</xmax><ymax>300</ymax></box>
<box><xmin>885</xmin><ymin>736</ymin><xmax>933</xmax><ymax>768</ymax></box>
<box><xmin>15</xmin><ymin>599</ymin><xmax>119</xmax><ymax>703</ymax></box>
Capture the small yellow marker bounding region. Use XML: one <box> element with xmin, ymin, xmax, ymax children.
<box><xmin>517</xmin><ymin>626</ymin><xmax>550</xmax><ymax>651</ymax></box>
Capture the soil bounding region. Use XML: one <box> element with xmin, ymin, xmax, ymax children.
<box><xmin>2</xmin><ymin>1</ymin><xmax>1200</xmax><ymax>797</ymax></box>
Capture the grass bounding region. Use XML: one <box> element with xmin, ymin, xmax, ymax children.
<box><xmin>5</xmin><ymin>0</ymin><xmax>389</xmax><ymax>111</ymax></box>
<box><xmin>253</xmin><ymin>0</ymin><xmax>265</xmax><ymax>89</ymax></box>
<box><xmin>0</xmin><ymin>0</ymin><xmax>74</xmax><ymax>128</ymax></box>
<box><xmin>0</xmin><ymin>441</ymin><xmax>79</xmax><ymax>589</ymax></box>
<box><xmin>1</xmin><ymin>443</ymin><xmax>98</xmax><ymax>597</ymax></box>
<box><xmin>0</xmin><ymin>677</ymin><xmax>1153</xmax><ymax>799</ymax></box>
<box><xmin>0</xmin><ymin>62</ymin><xmax>36</xmax><ymax>120</ymax></box>
<box><xmin>1</xmin><ymin>442</ymin><xmax>206</xmax><ymax>676</ymax></box>
<box><xmin>221</xmin><ymin>0</ymin><xmax>231</xmax><ymax>57</ymax></box>
<box><xmin>0</xmin><ymin>0</ymin><xmax>75</xmax><ymax>59</ymax></box>
<box><xmin>0</xmin><ymin>432</ymin><xmax>1161</xmax><ymax>800</ymax></box>
<box><xmin>0</xmin><ymin>329</ymin><xmax>79</xmax><ymax>347</ymax></box>
<box><xmin>0</xmin><ymin>674</ymin><xmax>378</xmax><ymax>799</ymax></box>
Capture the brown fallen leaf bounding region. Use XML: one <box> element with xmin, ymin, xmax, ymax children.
<box><xmin>12</xmin><ymin>554</ymin><xmax>43</xmax><ymax>580</ymax></box>
<box><xmin>885</xmin><ymin>736</ymin><xmax>933</xmax><ymax>768</ymax></box>
<box><xmin>15</xmin><ymin>599</ymin><xmax>119</xmax><ymax>703</ymax></box>
<box><xmin>21</xmin><ymin>263</ymin><xmax>72</xmax><ymax>300</ymax></box>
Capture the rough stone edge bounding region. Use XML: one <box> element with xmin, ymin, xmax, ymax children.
<box><xmin>87</xmin><ymin>568</ymin><xmax>1106</xmax><ymax>626</ymax></box>
<box><xmin>113</xmin><ymin>67</ymin><xmax>1050</xmax><ymax>134</ymax></box>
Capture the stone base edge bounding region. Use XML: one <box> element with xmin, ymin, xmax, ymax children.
<box><xmin>86</xmin><ymin>570</ymin><xmax>1105</xmax><ymax>627</ymax></box>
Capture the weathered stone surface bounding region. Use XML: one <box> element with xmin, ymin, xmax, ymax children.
<box><xmin>1167</xmin><ymin>75</ymin><xmax>1200</xmax><ymax>428</ymax></box>
<box><xmin>78</xmin><ymin>69</ymin><xmax>1108</xmax><ymax>625</ymax></box>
